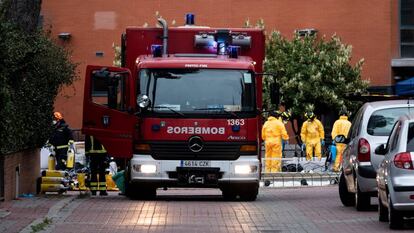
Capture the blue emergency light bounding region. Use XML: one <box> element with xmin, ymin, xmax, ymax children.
<box><xmin>228</xmin><ymin>46</ymin><xmax>240</xmax><ymax>58</ymax></box>
<box><xmin>186</xmin><ymin>13</ymin><xmax>195</xmax><ymax>25</ymax></box>
<box><xmin>232</xmin><ymin>125</ymin><xmax>241</xmax><ymax>132</ymax></box>
<box><xmin>151</xmin><ymin>44</ymin><xmax>163</xmax><ymax>57</ymax></box>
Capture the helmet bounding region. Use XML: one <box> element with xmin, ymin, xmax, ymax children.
<box><xmin>305</xmin><ymin>111</ymin><xmax>315</xmax><ymax>120</ymax></box>
<box><xmin>53</xmin><ymin>112</ymin><xmax>63</xmax><ymax>121</ymax></box>
<box><xmin>269</xmin><ymin>110</ymin><xmax>282</xmax><ymax>118</ymax></box>
<box><xmin>281</xmin><ymin>111</ymin><xmax>291</xmax><ymax>121</ymax></box>
<box><xmin>339</xmin><ymin>107</ymin><xmax>348</xmax><ymax>116</ymax></box>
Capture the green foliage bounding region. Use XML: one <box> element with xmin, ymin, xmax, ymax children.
<box><xmin>0</xmin><ymin>22</ymin><xmax>76</xmax><ymax>155</ymax></box>
<box><xmin>30</xmin><ymin>217</ymin><xmax>52</xmax><ymax>233</ymax></box>
<box><xmin>264</xmin><ymin>32</ymin><xmax>368</xmax><ymax>118</ymax></box>
<box><xmin>112</xmin><ymin>43</ymin><xmax>121</xmax><ymax>67</ymax></box>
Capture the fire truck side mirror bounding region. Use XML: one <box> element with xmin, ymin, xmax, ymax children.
<box><xmin>137</xmin><ymin>94</ymin><xmax>151</xmax><ymax>109</ymax></box>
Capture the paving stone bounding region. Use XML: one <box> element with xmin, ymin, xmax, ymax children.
<box><xmin>2</xmin><ymin>187</ymin><xmax>414</xmax><ymax>232</ymax></box>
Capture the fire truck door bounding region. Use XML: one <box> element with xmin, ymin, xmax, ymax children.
<box><xmin>82</xmin><ymin>65</ymin><xmax>136</xmax><ymax>158</ymax></box>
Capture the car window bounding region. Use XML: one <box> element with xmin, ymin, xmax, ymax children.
<box><xmin>390</xmin><ymin>122</ymin><xmax>401</xmax><ymax>151</ymax></box>
<box><xmin>407</xmin><ymin>122</ymin><xmax>414</xmax><ymax>151</ymax></box>
<box><xmin>367</xmin><ymin>107</ymin><xmax>413</xmax><ymax>136</ymax></box>
<box><xmin>350</xmin><ymin>107</ymin><xmax>364</xmax><ymax>139</ymax></box>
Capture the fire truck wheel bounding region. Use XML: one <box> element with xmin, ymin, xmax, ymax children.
<box><xmin>221</xmin><ymin>188</ymin><xmax>237</xmax><ymax>201</ymax></box>
<box><xmin>133</xmin><ymin>186</ymin><xmax>156</xmax><ymax>200</ymax></box>
<box><xmin>238</xmin><ymin>183</ymin><xmax>259</xmax><ymax>201</ymax></box>
<box><xmin>124</xmin><ymin>162</ymin><xmax>133</xmax><ymax>198</ymax></box>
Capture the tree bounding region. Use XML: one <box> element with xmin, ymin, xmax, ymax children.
<box><xmin>264</xmin><ymin>32</ymin><xmax>368</xmax><ymax>141</ymax></box>
<box><xmin>0</xmin><ymin>0</ymin><xmax>41</xmax><ymax>33</ymax></box>
<box><xmin>0</xmin><ymin>1</ymin><xmax>77</xmax><ymax>154</ymax></box>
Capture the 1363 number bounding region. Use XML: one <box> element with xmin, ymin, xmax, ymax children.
<box><xmin>227</xmin><ymin>119</ymin><xmax>245</xmax><ymax>126</ymax></box>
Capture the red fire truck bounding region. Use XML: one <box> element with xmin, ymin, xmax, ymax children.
<box><xmin>82</xmin><ymin>14</ymin><xmax>265</xmax><ymax>200</ymax></box>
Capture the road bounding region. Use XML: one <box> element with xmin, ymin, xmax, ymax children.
<box><xmin>0</xmin><ymin>185</ymin><xmax>414</xmax><ymax>233</ymax></box>
<box><xmin>23</xmin><ymin>185</ymin><xmax>412</xmax><ymax>233</ymax></box>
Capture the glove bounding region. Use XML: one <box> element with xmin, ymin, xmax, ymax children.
<box><xmin>282</xmin><ymin>140</ymin><xmax>288</xmax><ymax>150</ymax></box>
<box><xmin>321</xmin><ymin>139</ymin><xmax>325</xmax><ymax>146</ymax></box>
<box><xmin>301</xmin><ymin>144</ymin><xmax>306</xmax><ymax>151</ymax></box>
<box><xmin>68</xmin><ymin>140</ymin><xmax>75</xmax><ymax>150</ymax></box>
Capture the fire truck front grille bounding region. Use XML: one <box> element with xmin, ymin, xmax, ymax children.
<box><xmin>149</xmin><ymin>142</ymin><xmax>241</xmax><ymax>160</ymax></box>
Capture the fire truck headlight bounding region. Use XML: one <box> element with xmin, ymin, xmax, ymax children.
<box><xmin>235</xmin><ymin>165</ymin><xmax>257</xmax><ymax>174</ymax></box>
<box><xmin>133</xmin><ymin>164</ymin><xmax>157</xmax><ymax>173</ymax></box>
<box><xmin>140</xmin><ymin>164</ymin><xmax>157</xmax><ymax>173</ymax></box>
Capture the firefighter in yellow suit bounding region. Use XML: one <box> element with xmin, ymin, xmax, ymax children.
<box><xmin>331</xmin><ymin>109</ymin><xmax>352</xmax><ymax>172</ymax></box>
<box><xmin>262</xmin><ymin>110</ymin><xmax>289</xmax><ymax>173</ymax></box>
<box><xmin>301</xmin><ymin>111</ymin><xmax>325</xmax><ymax>161</ymax></box>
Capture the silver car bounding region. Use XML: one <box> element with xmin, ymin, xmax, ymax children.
<box><xmin>339</xmin><ymin>100</ymin><xmax>414</xmax><ymax>211</ymax></box>
<box><xmin>376</xmin><ymin>113</ymin><xmax>414</xmax><ymax>229</ymax></box>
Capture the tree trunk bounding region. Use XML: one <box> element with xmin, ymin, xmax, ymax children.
<box><xmin>1</xmin><ymin>0</ymin><xmax>42</xmax><ymax>33</ymax></box>
<box><xmin>291</xmin><ymin>119</ymin><xmax>303</xmax><ymax>145</ymax></box>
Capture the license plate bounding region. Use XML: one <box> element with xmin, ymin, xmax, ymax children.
<box><xmin>181</xmin><ymin>160</ymin><xmax>211</xmax><ymax>167</ymax></box>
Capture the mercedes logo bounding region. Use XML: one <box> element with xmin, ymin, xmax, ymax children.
<box><xmin>188</xmin><ymin>136</ymin><xmax>203</xmax><ymax>153</ymax></box>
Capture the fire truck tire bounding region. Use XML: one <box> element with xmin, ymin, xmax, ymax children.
<box><xmin>221</xmin><ymin>188</ymin><xmax>237</xmax><ymax>201</ymax></box>
<box><xmin>124</xmin><ymin>162</ymin><xmax>133</xmax><ymax>198</ymax></box>
<box><xmin>239</xmin><ymin>183</ymin><xmax>259</xmax><ymax>201</ymax></box>
<box><xmin>130</xmin><ymin>185</ymin><xmax>156</xmax><ymax>200</ymax></box>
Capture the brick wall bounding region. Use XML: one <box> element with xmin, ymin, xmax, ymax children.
<box><xmin>41</xmin><ymin>0</ymin><xmax>398</xmax><ymax>129</ymax></box>
<box><xmin>2</xmin><ymin>149</ymin><xmax>40</xmax><ymax>202</ymax></box>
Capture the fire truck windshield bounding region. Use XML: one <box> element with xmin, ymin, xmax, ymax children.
<box><xmin>138</xmin><ymin>69</ymin><xmax>256</xmax><ymax>116</ymax></box>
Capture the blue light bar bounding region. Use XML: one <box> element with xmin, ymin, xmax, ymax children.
<box><xmin>185</xmin><ymin>13</ymin><xmax>195</xmax><ymax>25</ymax></box>
<box><xmin>151</xmin><ymin>44</ymin><xmax>163</xmax><ymax>57</ymax></box>
<box><xmin>228</xmin><ymin>46</ymin><xmax>240</xmax><ymax>58</ymax></box>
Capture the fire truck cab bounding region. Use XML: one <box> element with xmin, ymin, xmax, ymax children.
<box><xmin>82</xmin><ymin>15</ymin><xmax>265</xmax><ymax>201</ymax></box>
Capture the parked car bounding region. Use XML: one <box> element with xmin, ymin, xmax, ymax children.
<box><xmin>338</xmin><ymin>100</ymin><xmax>414</xmax><ymax>211</ymax></box>
<box><xmin>376</xmin><ymin>113</ymin><xmax>414</xmax><ymax>229</ymax></box>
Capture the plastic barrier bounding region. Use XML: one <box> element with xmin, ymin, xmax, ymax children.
<box><xmin>112</xmin><ymin>170</ymin><xmax>125</xmax><ymax>194</ymax></box>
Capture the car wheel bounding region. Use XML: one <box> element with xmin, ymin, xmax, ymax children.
<box><xmin>378</xmin><ymin>193</ymin><xmax>388</xmax><ymax>222</ymax></box>
<box><xmin>355</xmin><ymin>178</ymin><xmax>370</xmax><ymax>211</ymax></box>
<box><xmin>388</xmin><ymin>195</ymin><xmax>404</xmax><ymax>229</ymax></box>
<box><xmin>338</xmin><ymin>172</ymin><xmax>355</xmax><ymax>206</ymax></box>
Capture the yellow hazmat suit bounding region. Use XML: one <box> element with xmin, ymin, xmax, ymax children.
<box><xmin>331</xmin><ymin>115</ymin><xmax>352</xmax><ymax>171</ymax></box>
<box><xmin>301</xmin><ymin>118</ymin><xmax>324</xmax><ymax>160</ymax></box>
<box><xmin>262</xmin><ymin>116</ymin><xmax>289</xmax><ymax>173</ymax></box>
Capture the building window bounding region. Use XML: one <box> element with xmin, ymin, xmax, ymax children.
<box><xmin>401</xmin><ymin>0</ymin><xmax>414</xmax><ymax>57</ymax></box>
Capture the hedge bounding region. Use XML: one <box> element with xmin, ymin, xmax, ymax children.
<box><xmin>0</xmin><ymin>22</ymin><xmax>77</xmax><ymax>155</ymax></box>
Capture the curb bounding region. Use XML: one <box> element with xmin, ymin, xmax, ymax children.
<box><xmin>19</xmin><ymin>194</ymin><xmax>83</xmax><ymax>233</ymax></box>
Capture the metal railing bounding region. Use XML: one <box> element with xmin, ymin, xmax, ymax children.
<box><xmin>260</xmin><ymin>144</ymin><xmax>340</xmax><ymax>187</ymax></box>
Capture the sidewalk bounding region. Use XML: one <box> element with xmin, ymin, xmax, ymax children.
<box><xmin>0</xmin><ymin>193</ymin><xmax>76</xmax><ymax>233</ymax></box>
